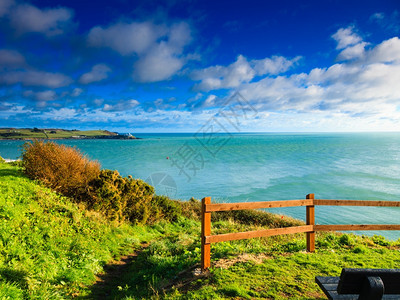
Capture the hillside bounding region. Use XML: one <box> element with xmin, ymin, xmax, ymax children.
<box><xmin>0</xmin><ymin>162</ymin><xmax>156</xmax><ymax>298</ymax></box>
<box><xmin>1</xmin><ymin>161</ymin><xmax>399</xmax><ymax>299</ymax></box>
<box><xmin>0</xmin><ymin>128</ymin><xmax>136</xmax><ymax>140</ymax></box>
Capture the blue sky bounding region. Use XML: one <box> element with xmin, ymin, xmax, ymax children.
<box><xmin>0</xmin><ymin>0</ymin><xmax>399</xmax><ymax>132</ymax></box>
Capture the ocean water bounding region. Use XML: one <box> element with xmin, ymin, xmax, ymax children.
<box><xmin>1</xmin><ymin>132</ymin><xmax>400</xmax><ymax>240</ymax></box>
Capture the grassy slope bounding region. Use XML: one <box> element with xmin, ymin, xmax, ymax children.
<box><xmin>0</xmin><ymin>129</ymin><xmax>116</xmax><ymax>140</ymax></box>
<box><xmin>0</xmin><ymin>162</ymin><xmax>158</xmax><ymax>298</ymax></box>
<box><xmin>118</xmin><ymin>219</ymin><xmax>400</xmax><ymax>299</ymax></box>
<box><xmin>1</xmin><ymin>162</ymin><xmax>399</xmax><ymax>299</ymax></box>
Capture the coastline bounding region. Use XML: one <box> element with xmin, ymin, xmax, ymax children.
<box><xmin>1</xmin><ymin>132</ymin><xmax>400</xmax><ymax>241</ymax></box>
<box><xmin>0</xmin><ymin>128</ymin><xmax>140</xmax><ymax>140</ymax></box>
<box><xmin>4</xmin><ymin>158</ymin><xmax>19</xmax><ymax>162</ymax></box>
<box><xmin>0</xmin><ymin>136</ymin><xmax>141</xmax><ymax>141</ymax></box>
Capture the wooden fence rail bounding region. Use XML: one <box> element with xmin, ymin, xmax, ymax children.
<box><xmin>200</xmin><ymin>194</ymin><xmax>400</xmax><ymax>271</ymax></box>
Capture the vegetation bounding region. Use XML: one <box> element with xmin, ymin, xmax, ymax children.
<box><xmin>0</xmin><ymin>141</ymin><xmax>399</xmax><ymax>299</ymax></box>
<box><xmin>0</xmin><ymin>161</ymin><xmax>160</xmax><ymax>298</ymax></box>
<box><xmin>86</xmin><ymin>169</ymin><xmax>154</xmax><ymax>223</ymax></box>
<box><xmin>22</xmin><ymin>141</ymin><xmax>101</xmax><ymax>200</ymax></box>
<box><xmin>0</xmin><ymin>128</ymin><xmax>135</xmax><ymax>140</ymax></box>
<box><xmin>117</xmin><ymin>222</ymin><xmax>400</xmax><ymax>300</ymax></box>
<box><xmin>21</xmin><ymin>141</ymin><xmax>178</xmax><ymax>225</ymax></box>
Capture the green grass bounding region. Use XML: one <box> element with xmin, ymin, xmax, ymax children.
<box><xmin>1</xmin><ymin>162</ymin><xmax>399</xmax><ymax>299</ymax></box>
<box><xmin>0</xmin><ymin>128</ymin><xmax>117</xmax><ymax>140</ymax></box>
<box><xmin>87</xmin><ymin>213</ymin><xmax>400</xmax><ymax>299</ymax></box>
<box><xmin>0</xmin><ymin>162</ymin><xmax>160</xmax><ymax>298</ymax></box>
<box><xmin>111</xmin><ymin>219</ymin><xmax>400</xmax><ymax>299</ymax></box>
<box><xmin>170</xmin><ymin>235</ymin><xmax>400</xmax><ymax>299</ymax></box>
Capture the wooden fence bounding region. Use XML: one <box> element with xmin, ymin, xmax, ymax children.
<box><xmin>201</xmin><ymin>194</ymin><xmax>400</xmax><ymax>271</ymax></box>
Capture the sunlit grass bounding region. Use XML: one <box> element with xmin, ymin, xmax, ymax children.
<box><xmin>0</xmin><ymin>128</ymin><xmax>116</xmax><ymax>140</ymax></box>
<box><xmin>0</xmin><ymin>162</ymin><xmax>159</xmax><ymax>298</ymax></box>
<box><xmin>1</xmin><ymin>162</ymin><xmax>399</xmax><ymax>299</ymax></box>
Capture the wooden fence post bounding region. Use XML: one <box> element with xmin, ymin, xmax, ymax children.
<box><xmin>201</xmin><ymin>197</ymin><xmax>211</xmax><ymax>271</ymax></box>
<box><xmin>306</xmin><ymin>193</ymin><xmax>315</xmax><ymax>252</ymax></box>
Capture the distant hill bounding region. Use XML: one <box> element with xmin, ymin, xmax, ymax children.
<box><xmin>0</xmin><ymin>128</ymin><xmax>137</xmax><ymax>140</ymax></box>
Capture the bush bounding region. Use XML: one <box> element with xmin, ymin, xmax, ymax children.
<box><xmin>86</xmin><ymin>169</ymin><xmax>155</xmax><ymax>223</ymax></box>
<box><xmin>151</xmin><ymin>195</ymin><xmax>182</xmax><ymax>223</ymax></box>
<box><xmin>339</xmin><ymin>234</ymin><xmax>354</xmax><ymax>246</ymax></box>
<box><xmin>22</xmin><ymin>140</ymin><xmax>100</xmax><ymax>200</ymax></box>
<box><xmin>353</xmin><ymin>245</ymin><xmax>367</xmax><ymax>253</ymax></box>
<box><xmin>371</xmin><ymin>235</ymin><xmax>390</xmax><ymax>246</ymax></box>
<box><xmin>0</xmin><ymin>155</ymin><xmax>5</xmax><ymax>163</ymax></box>
<box><xmin>8</xmin><ymin>160</ymin><xmax>22</xmax><ymax>167</ymax></box>
<box><xmin>21</xmin><ymin>141</ymin><xmax>184</xmax><ymax>225</ymax></box>
<box><xmin>178</xmin><ymin>197</ymin><xmax>202</xmax><ymax>220</ymax></box>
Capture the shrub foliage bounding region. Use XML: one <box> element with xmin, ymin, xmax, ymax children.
<box><xmin>87</xmin><ymin>169</ymin><xmax>155</xmax><ymax>223</ymax></box>
<box><xmin>151</xmin><ymin>195</ymin><xmax>182</xmax><ymax>223</ymax></box>
<box><xmin>22</xmin><ymin>140</ymin><xmax>100</xmax><ymax>200</ymax></box>
<box><xmin>21</xmin><ymin>140</ymin><xmax>181</xmax><ymax>225</ymax></box>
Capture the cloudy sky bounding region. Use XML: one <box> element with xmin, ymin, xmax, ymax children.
<box><xmin>0</xmin><ymin>0</ymin><xmax>399</xmax><ymax>132</ymax></box>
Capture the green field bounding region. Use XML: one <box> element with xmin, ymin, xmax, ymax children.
<box><xmin>1</xmin><ymin>161</ymin><xmax>399</xmax><ymax>299</ymax></box>
<box><xmin>0</xmin><ymin>128</ymin><xmax>120</xmax><ymax>140</ymax></box>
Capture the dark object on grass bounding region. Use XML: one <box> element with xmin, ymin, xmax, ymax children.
<box><xmin>315</xmin><ymin>268</ymin><xmax>400</xmax><ymax>299</ymax></box>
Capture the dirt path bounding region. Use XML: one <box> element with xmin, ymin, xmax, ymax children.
<box><xmin>86</xmin><ymin>242</ymin><xmax>208</xmax><ymax>299</ymax></box>
<box><xmin>89</xmin><ymin>243</ymin><xmax>149</xmax><ymax>299</ymax></box>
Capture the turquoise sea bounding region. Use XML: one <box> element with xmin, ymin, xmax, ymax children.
<box><xmin>1</xmin><ymin>132</ymin><xmax>400</xmax><ymax>240</ymax></box>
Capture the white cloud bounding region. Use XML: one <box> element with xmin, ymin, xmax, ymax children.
<box><xmin>192</xmin><ymin>54</ymin><xmax>299</xmax><ymax>91</ymax></box>
<box><xmin>88</xmin><ymin>20</ymin><xmax>192</xmax><ymax>82</ymax></box>
<box><xmin>337</xmin><ymin>42</ymin><xmax>368</xmax><ymax>61</ymax></box>
<box><xmin>330</xmin><ymin>26</ymin><xmax>397</xmax><ymax>62</ymax></box>
<box><xmin>88</xmin><ymin>22</ymin><xmax>166</xmax><ymax>55</ymax></box>
<box><xmin>371</xmin><ymin>12</ymin><xmax>385</xmax><ymax>21</ymax></box>
<box><xmin>367</xmin><ymin>37</ymin><xmax>400</xmax><ymax>63</ymax></box>
<box><xmin>0</xmin><ymin>49</ymin><xmax>25</xmax><ymax>67</ymax></box>
<box><xmin>236</xmin><ymin>35</ymin><xmax>400</xmax><ymax>121</ymax></box>
<box><xmin>0</xmin><ymin>70</ymin><xmax>72</xmax><ymax>87</ymax></box>
<box><xmin>38</xmin><ymin>107</ymin><xmax>77</xmax><ymax>120</ymax></box>
<box><xmin>132</xmin><ymin>23</ymin><xmax>192</xmax><ymax>82</ymax></box>
<box><xmin>204</xmin><ymin>94</ymin><xmax>217</xmax><ymax>106</ymax></box>
<box><xmin>79</xmin><ymin>64</ymin><xmax>111</xmax><ymax>84</ymax></box>
<box><xmin>191</xmin><ymin>55</ymin><xmax>254</xmax><ymax>91</ymax></box>
<box><xmin>0</xmin><ymin>0</ymin><xmax>14</xmax><ymax>17</ymax></box>
<box><xmin>0</xmin><ymin>102</ymin><xmax>32</xmax><ymax>120</ymax></box>
<box><xmin>93</xmin><ymin>98</ymin><xmax>104</xmax><ymax>106</ymax></box>
<box><xmin>71</xmin><ymin>87</ymin><xmax>83</xmax><ymax>97</ymax></box>
<box><xmin>35</xmin><ymin>90</ymin><xmax>56</xmax><ymax>101</ymax></box>
<box><xmin>23</xmin><ymin>89</ymin><xmax>57</xmax><ymax>101</ymax></box>
<box><xmin>52</xmin><ymin>106</ymin><xmax>213</xmax><ymax>130</ymax></box>
<box><xmin>332</xmin><ymin>26</ymin><xmax>362</xmax><ymax>49</ymax></box>
<box><xmin>167</xmin><ymin>22</ymin><xmax>192</xmax><ymax>52</ymax></box>
<box><xmin>370</xmin><ymin>11</ymin><xmax>400</xmax><ymax>34</ymax></box>
<box><xmin>9</xmin><ymin>3</ymin><xmax>73</xmax><ymax>36</ymax></box>
<box><xmin>133</xmin><ymin>42</ymin><xmax>184</xmax><ymax>82</ymax></box>
<box><xmin>252</xmin><ymin>55</ymin><xmax>301</xmax><ymax>76</ymax></box>
<box><xmin>102</xmin><ymin>99</ymin><xmax>139</xmax><ymax>112</ymax></box>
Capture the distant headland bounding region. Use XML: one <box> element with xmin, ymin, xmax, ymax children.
<box><xmin>0</xmin><ymin>128</ymin><xmax>138</xmax><ymax>140</ymax></box>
